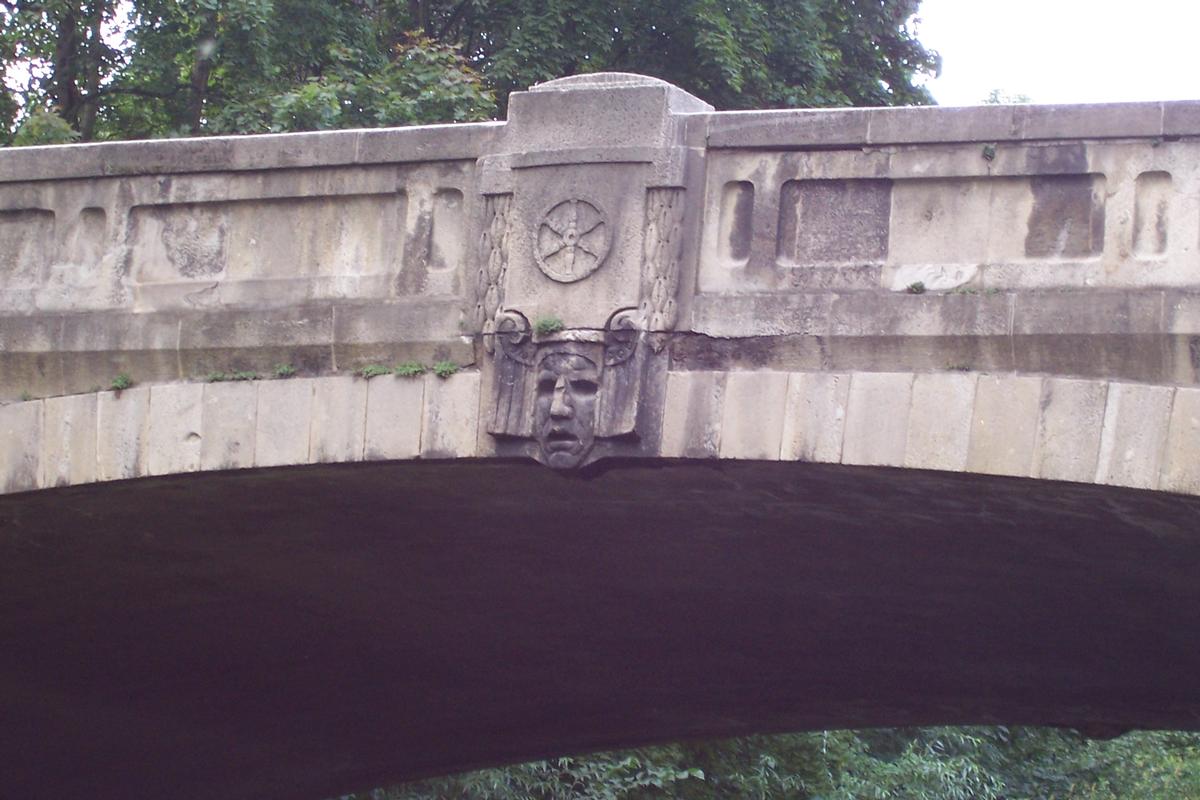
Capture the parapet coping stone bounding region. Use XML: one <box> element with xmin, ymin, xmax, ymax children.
<box><xmin>2</xmin><ymin>75</ymin><xmax>1197</xmax><ymax>183</ymax></box>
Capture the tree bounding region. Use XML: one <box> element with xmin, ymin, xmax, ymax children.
<box><xmin>3</xmin><ymin>0</ymin><xmax>940</xmax><ymax>144</ymax></box>
<box><xmin>347</xmin><ymin>727</ymin><xmax>1200</xmax><ymax>800</ymax></box>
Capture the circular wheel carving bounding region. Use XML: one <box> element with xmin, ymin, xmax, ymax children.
<box><xmin>535</xmin><ymin>199</ymin><xmax>610</xmax><ymax>283</ymax></box>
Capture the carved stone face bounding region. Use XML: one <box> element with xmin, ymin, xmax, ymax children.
<box><xmin>534</xmin><ymin>347</ymin><xmax>601</xmax><ymax>469</ymax></box>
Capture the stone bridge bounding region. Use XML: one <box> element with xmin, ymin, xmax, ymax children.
<box><xmin>3</xmin><ymin>74</ymin><xmax>1200</xmax><ymax>798</ymax></box>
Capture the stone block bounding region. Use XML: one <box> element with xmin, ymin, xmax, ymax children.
<box><xmin>1014</xmin><ymin>102</ymin><xmax>1162</xmax><ymax>141</ymax></box>
<box><xmin>1161</xmin><ymin>387</ymin><xmax>1200</xmax><ymax>495</ymax></box>
<box><xmin>0</xmin><ymin>400</ymin><xmax>42</xmax><ymax>493</ymax></box>
<box><xmin>40</xmin><ymin>393</ymin><xmax>97</xmax><ymax>488</ymax></box>
<box><xmin>1162</xmin><ymin>101</ymin><xmax>1200</xmax><ymax>137</ymax></box>
<box><xmin>364</xmin><ymin>376</ymin><xmax>424</xmax><ymax>461</ymax></box>
<box><xmin>780</xmin><ymin>372</ymin><xmax>849</xmax><ymax>463</ymax></box>
<box><xmin>255</xmin><ymin>378</ymin><xmax>315</xmax><ymax>468</ymax></box>
<box><xmin>200</xmin><ymin>381</ymin><xmax>258</xmax><ymax>471</ymax></box>
<box><xmin>659</xmin><ymin>371</ymin><xmax>726</xmax><ymax>458</ymax></box>
<box><xmin>905</xmin><ymin>373</ymin><xmax>977</xmax><ymax>472</ymax></box>
<box><xmin>841</xmin><ymin>372</ymin><xmax>913</xmax><ymax>467</ymax></box>
<box><xmin>705</xmin><ymin>109</ymin><xmax>869</xmax><ymax>148</ymax></box>
<box><xmin>719</xmin><ymin>371</ymin><xmax>789</xmax><ymax>459</ymax></box>
<box><xmin>310</xmin><ymin>376</ymin><xmax>367</xmax><ymax>463</ymax></box>
<box><xmin>1033</xmin><ymin>378</ymin><xmax>1107</xmax><ymax>483</ymax></box>
<box><xmin>1095</xmin><ymin>382</ymin><xmax>1174</xmax><ymax>489</ymax></box>
<box><xmin>96</xmin><ymin>387</ymin><xmax>150</xmax><ymax>482</ymax></box>
<box><xmin>146</xmin><ymin>383</ymin><xmax>203</xmax><ymax>476</ymax></box>
<box><xmin>868</xmin><ymin>104</ymin><xmax>1017</xmax><ymax>145</ymax></box>
<box><xmin>966</xmin><ymin>374</ymin><xmax>1042</xmax><ymax>477</ymax></box>
<box><xmin>421</xmin><ymin>372</ymin><xmax>480</xmax><ymax>458</ymax></box>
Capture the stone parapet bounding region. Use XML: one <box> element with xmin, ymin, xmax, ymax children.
<box><xmin>3</xmin><ymin>73</ymin><xmax>1200</xmax><ymax>473</ymax></box>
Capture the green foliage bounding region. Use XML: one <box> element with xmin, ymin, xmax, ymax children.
<box><xmin>19</xmin><ymin>390</ymin><xmax>33</xmax><ymax>402</ymax></box>
<box><xmin>431</xmin><ymin>360</ymin><xmax>459</xmax><ymax>379</ymax></box>
<box><xmin>4</xmin><ymin>0</ymin><xmax>939</xmax><ymax>144</ymax></box>
<box><xmin>906</xmin><ymin>281</ymin><xmax>926</xmax><ymax>294</ymax></box>
<box><xmin>273</xmin><ymin>363</ymin><xmax>297</xmax><ymax>378</ymax></box>
<box><xmin>11</xmin><ymin>109</ymin><xmax>80</xmax><ymax>146</ymax></box>
<box><xmin>110</xmin><ymin>373</ymin><xmax>133</xmax><ymax>391</ymax></box>
<box><xmin>358</xmin><ymin>364</ymin><xmax>393</xmax><ymax>380</ymax></box>
<box><xmin>354</xmin><ymin>727</ymin><xmax>1200</xmax><ymax>800</ymax></box>
<box><xmin>205</xmin><ymin>370</ymin><xmax>258</xmax><ymax>382</ymax></box>
<box><xmin>534</xmin><ymin>316</ymin><xmax>566</xmax><ymax>336</ymax></box>
<box><xmin>983</xmin><ymin>88</ymin><xmax>1033</xmax><ymax>105</ymax></box>
<box><xmin>394</xmin><ymin>362</ymin><xmax>427</xmax><ymax>377</ymax></box>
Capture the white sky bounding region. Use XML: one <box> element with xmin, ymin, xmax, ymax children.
<box><xmin>917</xmin><ymin>0</ymin><xmax>1200</xmax><ymax>106</ymax></box>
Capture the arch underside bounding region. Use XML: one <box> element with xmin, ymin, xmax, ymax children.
<box><xmin>2</xmin><ymin>459</ymin><xmax>1199</xmax><ymax>799</ymax></box>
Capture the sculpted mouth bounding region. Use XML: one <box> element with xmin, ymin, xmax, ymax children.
<box><xmin>544</xmin><ymin>429</ymin><xmax>581</xmax><ymax>452</ymax></box>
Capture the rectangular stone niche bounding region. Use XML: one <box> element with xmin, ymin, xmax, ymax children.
<box><xmin>775</xmin><ymin>178</ymin><xmax>891</xmax><ymax>266</ymax></box>
<box><xmin>0</xmin><ymin>209</ymin><xmax>54</xmax><ymax>287</ymax></box>
<box><xmin>129</xmin><ymin>193</ymin><xmax>405</xmax><ymax>284</ymax></box>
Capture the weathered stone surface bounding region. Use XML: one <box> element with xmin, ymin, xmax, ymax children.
<box><xmin>2</xmin><ymin>75</ymin><xmax>1200</xmax><ymax>491</ymax></box>
<box><xmin>421</xmin><ymin>372</ymin><xmax>480</xmax><ymax>458</ymax></box>
<box><xmin>1161</xmin><ymin>387</ymin><xmax>1200</xmax><ymax>494</ymax></box>
<box><xmin>310</xmin><ymin>376</ymin><xmax>367</xmax><ymax>463</ymax></box>
<box><xmin>200</xmin><ymin>382</ymin><xmax>258</xmax><ymax>471</ymax></box>
<box><xmin>719</xmin><ymin>371</ymin><xmax>789</xmax><ymax>459</ymax></box>
<box><xmin>96</xmin><ymin>387</ymin><xmax>150</xmax><ymax>482</ymax></box>
<box><xmin>0</xmin><ymin>400</ymin><xmax>42</xmax><ymax>493</ymax></box>
<box><xmin>147</xmin><ymin>383</ymin><xmax>203</xmax><ymax>476</ymax></box>
<box><xmin>967</xmin><ymin>375</ymin><xmax>1042</xmax><ymax>477</ymax></box>
<box><xmin>40</xmin><ymin>393</ymin><xmax>97</xmax><ymax>488</ymax></box>
<box><xmin>842</xmin><ymin>372</ymin><xmax>913</xmax><ymax>467</ymax></box>
<box><xmin>255</xmin><ymin>379</ymin><xmax>314</xmax><ymax>468</ymax></box>
<box><xmin>905</xmin><ymin>373</ymin><xmax>977</xmax><ymax>472</ymax></box>
<box><xmin>1095</xmin><ymin>383</ymin><xmax>1174</xmax><ymax>489</ymax></box>
<box><xmin>364</xmin><ymin>377</ymin><xmax>424</xmax><ymax>460</ymax></box>
<box><xmin>1033</xmin><ymin>378</ymin><xmax>1108</xmax><ymax>483</ymax></box>
<box><xmin>660</xmin><ymin>371</ymin><xmax>726</xmax><ymax>458</ymax></box>
<box><xmin>780</xmin><ymin>372</ymin><xmax>849</xmax><ymax>463</ymax></box>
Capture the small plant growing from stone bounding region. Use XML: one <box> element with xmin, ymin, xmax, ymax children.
<box><xmin>110</xmin><ymin>373</ymin><xmax>133</xmax><ymax>392</ymax></box>
<box><xmin>19</xmin><ymin>391</ymin><xmax>33</xmax><ymax>402</ymax></box>
<box><xmin>432</xmin><ymin>360</ymin><xmax>459</xmax><ymax>379</ymax></box>
<box><xmin>394</xmin><ymin>361</ymin><xmax>426</xmax><ymax>377</ymax></box>
<box><xmin>906</xmin><ymin>281</ymin><xmax>926</xmax><ymax>295</ymax></box>
<box><xmin>534</xmin><ymin>316</ymin><xmax>565</xmax><ymax>336</ymax></box>
<box><xmin>273</xmin><ymin>363</ymin><xmax>297</xmax><ymax>378</ymax></box>
<box><xmin>358</xmin><ymin>364</ymin><xmax>392</xmax><ymax>380</ymax></box>
<box><xmin>206</xmin><ymin>370</ymin><xmax>258</xmax><ymax>382</ymax></box>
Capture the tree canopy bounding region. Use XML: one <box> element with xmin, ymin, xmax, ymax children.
<box><xmin>1</xmin><ymin>0</ymin><xmax>940</xmax><ymax>145</ymax></box>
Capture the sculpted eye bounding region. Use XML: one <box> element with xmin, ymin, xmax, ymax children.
<box><xmin>571</xmin><ymin>379</ymin><xmax>598</xmax><ymax>394</ymax></box>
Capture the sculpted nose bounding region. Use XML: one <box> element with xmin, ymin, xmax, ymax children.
<box><xmin>549</xmin><ymin>377</ymin><xmax>573</xmax><ymax>418</ymax></box>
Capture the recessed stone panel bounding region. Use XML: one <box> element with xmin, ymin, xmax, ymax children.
<box><xmin>130</xmin><ymin>193</ymin><xmax>403</xmax><ymax>286</ymax></box>
<box><xmin>1133</xmin><ymin>171</ymin><xmax>1170</xmax><ymax>257</ymax></box>
<box><xmin>717</xmin><ymin>180</ymin><xmax>754</xmax><ymax>266</ymax></box>
<box><xmin>776</xmin><ymin>179</ymin><xmax>890</xmax><ymax>265</ymax></box>
<box><xmin>0</xmin><ymin>209</ymin><xmax>53</xmax><ymax>287</ymax></box>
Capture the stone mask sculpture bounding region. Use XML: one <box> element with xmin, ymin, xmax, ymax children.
<box><xmin>486</xmin><ymin>308</ymin><xmax>645</xmax><ymax>469</ymax></box>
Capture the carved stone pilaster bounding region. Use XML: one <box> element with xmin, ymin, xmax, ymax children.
<box><xmin>474</xmin><ymin>194</ymin><xmax>513</xmax><ymax>354</ymax></box>
<box><xmin>639</xmin><ymin>187</ymin><xmax>686</xmax><ymax>350</ymax></box>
